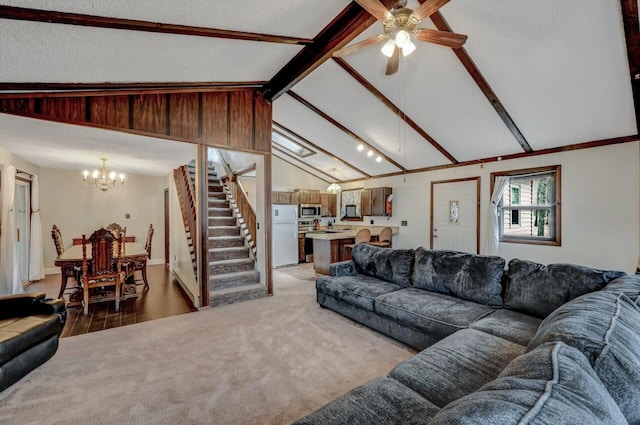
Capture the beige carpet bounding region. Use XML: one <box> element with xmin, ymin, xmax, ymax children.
<box><xmin>0</xmin><ymin>269</ymin><xmax>414</xmax><ymax>425</ymax></box>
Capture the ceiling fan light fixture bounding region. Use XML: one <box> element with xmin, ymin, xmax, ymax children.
<box><xmin>394</xmin><ymin>30</ymin><xmax>411</xmax><ymax>49</ymax></box>
<box><xmin>402</xmin><ymin>39</ymin><xmax>416</xmax><ymax>56</ymax></box>
<box><xmin>380</xmin><ymin>39</ymin><xmax>396</xmax><ymax>58</ymax></box>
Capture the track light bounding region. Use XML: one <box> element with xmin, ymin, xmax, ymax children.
<box><xmin>357</xmin><ymin>144</ymin><xmax>364</xmax><ymax>151</ymax></box>
<box><xmin>367</xmin><ymin>150</ymin><xmax>374</xmax><ymax>157</ymax></box>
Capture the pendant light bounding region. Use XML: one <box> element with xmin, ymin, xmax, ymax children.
<box><xmin>326</xmin><ymin>168</ymin><xmax>341</xmax><ymax>194</ymax></box>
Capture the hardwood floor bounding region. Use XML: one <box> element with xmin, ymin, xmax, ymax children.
<box><xmin>27</xmin><ymin>264</ymin><xmax>197</xmax><ymax>338</ymax></box>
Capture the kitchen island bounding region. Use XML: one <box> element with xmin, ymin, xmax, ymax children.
<box><xmin>305</xmin><ymin>226</ymin><xmax>399</xmax><ymax>274</ymax></box>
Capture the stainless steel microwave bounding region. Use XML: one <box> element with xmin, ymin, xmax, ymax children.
<box><xmin>298</xmin><ymin>204</ymin><xmax>321</xmax><ymax>218</ymax></box>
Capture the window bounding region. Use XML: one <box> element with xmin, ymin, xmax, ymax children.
<box><xmin>492</xmin><ymin>165</ymin><xmax>561</xmax><ymax>246</ymax></box>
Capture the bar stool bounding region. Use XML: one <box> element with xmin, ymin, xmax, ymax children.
<box><xmin>342</xmin><ymin>228</ymin><xmax>371</xmax><ymax>260</ymax></box>
<box><xmin>370</xmin><ymin>227</ymin><xmax>392</xmax><ymax>248</ymax></box>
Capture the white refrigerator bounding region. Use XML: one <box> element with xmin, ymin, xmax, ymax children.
<box><xmin>272</xmin><ymin>204</ymin><xmax>299</xmax><ymax>267</ymax></box>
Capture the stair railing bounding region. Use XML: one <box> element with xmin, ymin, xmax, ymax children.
<box><xmin>173</xmin><ymin>165</ymin><xmax>198</xmax><ymax>275</ymax></box>
<box><xmin>225</xmin><ymin>177</ymin><xmax>257</xmax><ymax>257</ymax></box>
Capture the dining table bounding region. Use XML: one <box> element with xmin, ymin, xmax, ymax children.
<box><xmin>54</xmin><ymin>242</ymin><xmax>149</xmax><ymax>300</ymax></box>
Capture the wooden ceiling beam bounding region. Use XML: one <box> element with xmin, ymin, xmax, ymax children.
<box><xmin>272</xmin><ymin>146</ymin><xmax>335</xmax><ymax>183</ymax></box>
<box><xmin>262</xmin><ymin>0</ymin><xmax>396</xmax><ymax>102</ymax></box>
<box><xmin>332</xmin><ymin>57</ymin><xmax>459</xmax><ymax>164</ymax></box>
<box><xmin>287</xmin><ymin>90</ymin><xmax>406</xmax><ymax>172</ymax></box>
<box><xmin>426</xmin><ymin>8</ymin><xmax>532</xmax><ymax>153</ymax></box>
<box><xmin>620</xmin><ymin>0</ymin><xmax>640</xmax><ymax>133</ymax></box>
<box><xmin>272</xmin><ymin>120</ymin><xmax>371</xmax><ymax>178</ymax></box>
<box><xmin>0</xmin><ymin>6</ymin><xmax>312</xmax><ymax>45</ymax></box>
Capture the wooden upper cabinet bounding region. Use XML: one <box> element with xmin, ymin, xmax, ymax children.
<box><xmin>371</xmin><ymin>187</ymin><xmax>392</xmax><ymax>216</ymax></box>
<box><xmin>272</xmin><ymin>191</ymin><xmax>293</xmax><ymax>205</ymax></box>
<box><xmin>297</xmin><ymin>189</ymin><xmax>321</xmax><ymax>204</ymax></box>
<box><xmin>320</xmin><ymin>193</ymin><xmax>337</xmax><ymax>217</ymax></box>
<box><xmin>361</xmin><ymin>189</ymin><xmax>372</xmax><ymax>217</ymax></box>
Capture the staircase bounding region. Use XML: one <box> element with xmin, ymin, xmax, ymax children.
<box><xmin>185</xmin><ymin>162</ymin><xmax>264</xmax><ymax>307</ymax></box>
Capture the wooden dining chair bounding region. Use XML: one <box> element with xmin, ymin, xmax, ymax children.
<box><xmin>370</xmin><ymin>227</ymin><xmax>392</xmax><ymax>248</ymax></box>
<box><xmin>106</xmin><ymin>222</ymin><xmax>124</xmax><ymax>238</ymax></box>
<box><xmin>342</xmin><ymin>228</ymin><xmax>372</xmax><ymax>260</ymax></box>
<box><xmin>80</xmin><ymin>228</ymin><xmax>125</xmax><ymax>316</ymax></box>
<box><xmin>51</xmin><ymin>225</ymin><xmax>65</xmax><ymax>256</ymax></box>
<box><xmin>134</xmin><ymin>224</ymin><xmax>154</xmax><ymax>289</ymax></box>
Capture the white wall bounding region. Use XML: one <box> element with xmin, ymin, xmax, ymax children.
<box><xmin>40</xmin><ymin>167</ymin><xmax>167</xmax><ymax>272</ymax></box>
<box><xmin>272</xmin><ymin>156</ymin><xmax>329</xmax><ymax>192</ymax></box>
<box><xmin>338</xmin><ymin>142</ymin><xmax>640</xmax><ymax>273</ymax></box>
<box><xmin>0</xmin><ymin>147</ymin><xmax>40</xmax><ymax>176</ymax></box>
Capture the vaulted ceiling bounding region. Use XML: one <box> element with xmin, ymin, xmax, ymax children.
<box><xmin>0</xmin><ymin>0</ymin><xmax>638</xmax><ymax>181</ymax></box>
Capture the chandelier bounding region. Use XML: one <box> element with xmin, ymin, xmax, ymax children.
<box><xmin>326</xmin><ymin>168</ymin><xmax>341</xmax><ymax>194</ymax></box>
<box><xmin>82</xmin><ymin>157</ymin><xmax>125</xmax><ymax>191</ymax></box>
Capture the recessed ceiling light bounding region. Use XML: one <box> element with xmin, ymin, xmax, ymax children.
<box><xmin>367</xmin><ymin>150</ymin><xmax>373</xmax><ymax>157</ymax></box>
<box><xmin>357</xmin><ymin>144</ymin><xmax>364</xmax><ymax>151</ymax></box>
<box><xmin>376</xmin><ymin>156</ymin><xmax>382</xmax><ymax>162</ymax></box>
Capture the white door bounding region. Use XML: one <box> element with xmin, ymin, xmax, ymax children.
<box><xmin>14</xmin><ymin>181</ymin><xmax>30</xmax><ymax>284</ymax></box>
<box><xmin>431</xmin><ymin>178</ymin><xmax>479</xmax><ymax>253</ymax></box>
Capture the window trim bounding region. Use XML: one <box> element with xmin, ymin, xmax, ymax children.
<box><xmin>491</xmin><ymin>165</ymin><xmax>561</xmax><ymax>246</ymax></box>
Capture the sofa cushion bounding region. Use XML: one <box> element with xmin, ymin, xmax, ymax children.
<box><xmin>503</xmin><ymin>259</ymin><xmax>626</xmax><ymax>318</ymax></box>
<box><xmin>316</xmin><ymin>275</ymin><xmax>402</xmax><ymax>312</ymax></box>
<box><xmin>389</xmin><ymin>329</ymin><xmax>524</xmax><ymax>408</ymax></box>
<box><xmin>429</xmin><ymin>342</ymin><xmax>628</xmax><ymax>425</ymax></box>
<box><xmin>0</xmin><ymin>315</ymin><xmax>62</xmax><ymax>366</ymax></box>
<box><xmin>602</xmin><ymin>275</ymin><xmax>640</xmax><ymax>304</ymax></box>
<box><xmin>469</xmin><ymin>309</ymin><xmax>542</xmax><ymax>346</ymax></box>
<box><xmin>411</xmin><ymin>248</ymin><xmax>505</xmax><ymax>306</ymax></box>
<box><xmin>527</xmin><ymin>290</ymin><xmax>640</xmax><ymax>424</ymax></box>
<box><xmin>292</xmin><ymin>377</ymin><xmax>440</xmax><ymax>425</ymax></box>
<box><xmin>351</xmin><ymin>244</ymin><xmax>414</xmax><ymax>287</ymax></box>
<box><xmin>375</xmin><ymin>288</ymin><xmax>494</xmax><ymax>340</ymax></box>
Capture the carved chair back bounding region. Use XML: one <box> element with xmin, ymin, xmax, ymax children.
<box><xmin>378</xmin><ymin>227</ymin><xmax>392</xmax><ymax>245</ymax></box>
<box><xmin>82</xmin><ymin>228</ymin><xmax>122</xmax><ymax>278</ymax></box>
<box><xmin>145</xmin><ymin>224</ymin><xmax>154</xmax><ymax>257</ymax></box>
<box><xmin>51</xmin><ymin>225</ymin><xmax>65</xmax><ymax>256</ymax></box>
<box><xmin>105</xmin><ymin>222</ymin><xmax>124</xmax><ymax>238</ymax></box>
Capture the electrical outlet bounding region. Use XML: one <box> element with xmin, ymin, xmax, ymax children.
<box><xmin>401</xmin><ymin>220</ymin><xmax>408</xmax><ymax>226</ymax></box>
<box><xmin>370</xmin><ymin>220</ymin><xmax>374</xmax><ymax>225</ymax></box>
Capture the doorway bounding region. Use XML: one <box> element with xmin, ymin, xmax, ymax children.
<box><xmin>14</xmin><ymin>179</ymin><xmax>30</xmax><ymax>285</ymax></box>
<box><xmin>430</xmin><ymin>177</ymin><xmax>480</xmax><ymax>254</ymax></box>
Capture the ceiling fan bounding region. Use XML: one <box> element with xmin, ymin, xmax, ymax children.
<box><xmin>333</xmin><ymin>0</ymin><xmax>467</xmax><ymax>75</ymax></box>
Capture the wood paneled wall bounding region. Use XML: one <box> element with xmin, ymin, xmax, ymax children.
<box><xmin>0</xmin><ymin>89</ymin><xmax>272</xmax><ymax>153</ymax></box>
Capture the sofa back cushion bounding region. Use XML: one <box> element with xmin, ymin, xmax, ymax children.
<box><xmin>527</xmin><ymin>290</ymin><xmax>640</xmax><ymax>424</ymax></box>
<box><xmin>351</xmin><ymin>244</ymin><xmax>414</xmax><ymax>287</ymax></box>
<box><xmin>503</xmin><ymin>259</ymin><xmax>625</xmax><ymax>318</ymax></box>
<box><xmin>429</xmin><ymin>342</ymin><xmax>628</xmax><ymax>425</ymax></box>
<box><xmin>602</xmin><ymin>275</ymin><xmax>640</xmax><ymax>304</ymax></box>
<box><xmin>411</xmin><ymin>248</ymin><xmax>504</xmax><ymax>306</ymax></box>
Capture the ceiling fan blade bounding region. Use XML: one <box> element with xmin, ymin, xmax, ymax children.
<box><xmin>385</xmin><ymin>46</ymin><xmax>400</xmax><ymax>75</ymax></box>
<box><xmin>333</xmin><ymin>34</ymin><xmax>389</xmax><ymax>58</ymax></box>
<box><xmin>413</xmin><ymin>28</ymin><xmax>467</xmax><ymax>48</ymax></box>
<box><xmin>355</xmin><ymin>0</ymin><xmax>393</xmax><ymax>23</ymax></box>
<box><xmin>410</xmin><ymin>0</ymin><xmax>450</xmax><ymax>23</ymax></box>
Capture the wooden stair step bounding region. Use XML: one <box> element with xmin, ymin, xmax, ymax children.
<box><xmin>209</xmin><ymin>257</ymin><xmax>254</xmax><ymax>274</ymax></box>
<box><xmin>209</xmin><ymin>235</ymin><xmax>245</xmax><ymax>248</ymax></box>
<box><xmin>209</xmin><ymin>246</ymin><xmax>249</xmax><ymax>261</ymax></box>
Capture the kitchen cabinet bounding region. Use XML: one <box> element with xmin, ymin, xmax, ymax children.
<box><xmin>272</xmin><ymin>191</ymin><xmax>295</xmax><ymax>204</ymax></box>
<box><xmin>320</xmin><ymin>193</ymin><xmax>337</xmax><ymax>217</ymax></box>
<box><xmin>360</xmin><ymin>189</ymin><xmax>372</xmax><ymax>216</ymax></box>
<box><xmin>296</xmin><ymin>189</ymin><xmax>321</xmax><ymax>204</ymax></box>
<box><xmin>298</xmin><ymin>234</ymin><xmax>305</xmax><ymax>263</ymax></box>
<box><xmin>360</xmin><ymin>187</ymin><xmax>392</xmax><ymax>217</ymax></box>
<box><xmin>371</xmin><ymin>187</ymin><xmax>392</xmax><ymax>216</ymax></box>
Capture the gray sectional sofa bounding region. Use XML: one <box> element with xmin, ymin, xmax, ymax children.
<box><xmin>295</xmin><ymin>244</ymin><xmax>640</xmax><ymax>424</ymax></box>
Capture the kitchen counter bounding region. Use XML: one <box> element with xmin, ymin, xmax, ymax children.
<box><xmin>305</xmin><ymin>226</ymin><xmax>399</xmax><ymax>274</ymax></box>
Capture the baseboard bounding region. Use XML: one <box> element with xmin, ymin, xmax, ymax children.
<box><xmin>173</xmin><ymin>270</ymin><xmax>200</xmax><ymax>308</ymax></box>
<box><xmin>45</xmin><ymin>268</ymin><xmax>60</xmax><ymax>276</ymax></box>
<box><xmin>148</xmin><ymin>259</ymin><xmax>164</xmax><ymax>266</ymax></box>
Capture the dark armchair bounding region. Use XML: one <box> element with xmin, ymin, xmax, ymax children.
<box><xmin>0</xmin><ymin>293</ymin><xmax>66</xmax><ymax>392</ymax></box>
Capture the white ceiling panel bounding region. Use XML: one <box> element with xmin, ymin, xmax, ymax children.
<box><xmin>292</xmin><ymin>59</ymin><xmax>453</xmax><ymax>170</ymax></box>
<box><xmin>0</xmin><ymin>114</ymin><xmax>195</xmax><ymax>175</ymax></box>
<box><xmin>341</xmin><ymin>22</ymin><xmax>525</xmax><ymax>162</ymax></box>
<box><xmin>442</xmin><ymin>0</ymin><xmax>636</xmax><ymax>149</ymax></box>
<box><xmin>271</xmin><ymin>150</ymin><xmax>332</xmax><ymax>183</ymax></box>
<box><xmin>273</xmin><ymin>94</ymin><xmax>400</xmax><ymax>176</ymax></box>
<box><xmin>297</xmin><ymin>152</ymin><xmax>366</xmax><ymax>182</ymax></box>
<box><xmin>0</xmin><ymin>19</ymin><xmax>301</xmax><ymax>83</ymax></box>
<box><xmin>0</xmin><ymin>0</ymin><xmax>350</xmax><ymax>39</ymax></box>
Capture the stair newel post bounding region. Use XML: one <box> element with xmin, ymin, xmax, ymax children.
<box><xmin>196</xmin><ymin>144</ymin><xmax>210</xmax><ymax>307</ymax></box>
